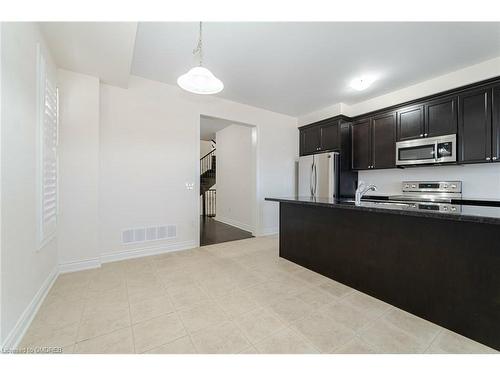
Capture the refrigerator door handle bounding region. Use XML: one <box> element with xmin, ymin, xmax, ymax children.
<box><xmin>310</xmin><ymin>158</ymin><xmax>314</xmax><ymax>196</ymax></box>
<box><xmin>313</xmin><ymin>162</ymin><xmax>317</xmax><ymax>196</ymax></box>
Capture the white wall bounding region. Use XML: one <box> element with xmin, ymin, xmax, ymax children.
<box><xmin>0</xmin><ymin>21</ymin><xmax>3</xmax><ymax>345</ymax></box>
<box><xmin>298</xmin><ymin>102</ymin><xmax>344</xmax><ymax>127</ymax></box>
<box><xmin>200</xmin><ymin>140</ymin><xmax>213</xmax><ymax>158</ymax></box>
<box><xmin>57</xmin><ymin>69</ymin><xmax>100</xmax><ymax>270</ymax></box>
<box><xmin>358</xmin><ymin>164</ymin><xmax>500</xmax><ymax>199</ymax></box>
<box><xmin>98</xmin><ymin>75</ymin><xmax>297</xmax><ymax>260</ymax></box>
<box><xmin>0</xmin><ymin>23</ymin><xmax>59</xmax><ymax>348</ymax></box>
<box><xmin>215</xmin><ymin>125</ymin><xmax>255</xmax><ymax>232</ymax></box>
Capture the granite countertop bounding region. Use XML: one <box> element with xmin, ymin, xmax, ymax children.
<box><xmin>265</xmin><ymin>196</ymin><xmax>500</xmax><ymax>225</ymax></box>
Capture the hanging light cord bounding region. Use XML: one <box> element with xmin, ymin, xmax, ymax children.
<box><xmin>193</xmin><ymin>22</ymin><xmax>203</xmax><ymax>67</ymax></box>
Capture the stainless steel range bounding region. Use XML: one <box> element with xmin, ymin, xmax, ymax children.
<box><xmin>388</xmin><ymin>180</ymin><xmax>462</xmax><ymax>213</ymax></box>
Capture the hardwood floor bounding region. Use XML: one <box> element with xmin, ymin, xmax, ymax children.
<box><xmin>200</xmin><ymin>216</ymin><xmax>253</xmax><ymax>246</ymax></box>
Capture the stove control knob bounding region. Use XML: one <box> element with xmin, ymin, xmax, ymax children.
<box><xmin>443</xmin><ymin>206</ymin><xmax>448</xmax><ymax>211</ymax></box>
<box><xmin>451</xmin><ymin>184</ymin><xmax>457</xmax><ymax>189</ymax></box>
<box><xmin>443</xmin><ymin>184</ymin><xmax>448</xmax><ymax>188</ymax></box>
<box><xmin>411</xmin><ymin>184</ymin><xmax>417</xmax><ymax>188</ymax></box>
<box><xmin>451</xmin><ymin>207</ymin><xmax>457</xmax><ymax>211</ymax></box>
<box><xmin>404</xmin><ymin>184</ymin><xmax>410</xmax><ymax>189</ymax></box>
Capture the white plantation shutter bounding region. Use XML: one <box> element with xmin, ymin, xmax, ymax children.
<box><xmin>37</xmin><ymin>44</ymin><xmax>58</xmax><ymax>247</ymax></box>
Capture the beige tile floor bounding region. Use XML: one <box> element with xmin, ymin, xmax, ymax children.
<box><xmin>19</xmin><ymin>235</ymin><xmax>497</xmax><ymax>354</ymax></box>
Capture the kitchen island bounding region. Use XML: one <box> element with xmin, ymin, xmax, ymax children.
<box><xmin>265</xmin><ymin>197</ymin><xmax>500</xmax><ymax>350</ymax></box>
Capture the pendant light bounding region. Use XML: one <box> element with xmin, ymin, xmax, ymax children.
<box><xmin>177</xmin><ymin>22</ymin><xmax>224</xmax><ymax>95</ymax></box>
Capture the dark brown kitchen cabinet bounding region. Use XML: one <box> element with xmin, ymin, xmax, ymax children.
<box><xmin>300</xmin><ymin>77</ymin><xmax>500</xmax><ymax>168</ymax></box>
<box><xmin>458</xmin><ymin>87</ymin><xmax>492</xmax><ymax>164</ymax></box>
<box><xmin>492</xmin><ymin>85</ymin><xmax>500</xmax><ymax>162</ymax></box>
<box><xmin>352</xmin><ymin>112</ymin><xmax>396</xmax><ymax>170</ymax></box>
<box><xmin>320</xmin><ymin>123</ymin><xmax>340</xmax><ymax>151</ymax></box>
<box><xmin>397</xmin><ymin>105</ymin><xmax>424</xmax><ymax>141</ymax></box>
<box><xmin>425</xmin><ymin>96</ymin><xmax>458</xmax><ymax>137</ymax></box>
<box><xmin>352</xmin><ymin>118</ymin><xmax>372</xmax><ymax>170</ymax></box>
<box><xmin>300</xmin><ymin>126</ymin><xmax>321</xmax><ymax>155</ymax></box>
<box><xmin>372</xmin><ymin>112</ymin><xmax>397</xmax><ymax>169</ymax></box>
<box><xmin>299</xmin><ymin>118</ymin><xmax>343</xmax><ymax>156</ymax></box>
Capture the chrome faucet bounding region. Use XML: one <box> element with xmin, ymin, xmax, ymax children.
<box><xmin>355</xmin><ymin>182</ymin><xmax>377</xmax><ymax>205</ymax></box>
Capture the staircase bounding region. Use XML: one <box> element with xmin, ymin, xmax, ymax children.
<box><xmin>200</xmin><ymin>146</ymin><xmax>216</xmax><ymax>217</ymax></box>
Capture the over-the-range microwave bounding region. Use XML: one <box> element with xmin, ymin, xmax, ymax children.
<box><xmin>396</xmin><ymin>134</ymin><xmax>456</xmax><ymax>166</ymax></box>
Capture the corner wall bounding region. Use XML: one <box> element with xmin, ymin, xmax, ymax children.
<box><xmin>1</xmin><ymin>23</ymin><xmax>59</xmax><ymax>349</ymax></box>
<box><xmin>57</xmin><ymin>69</ymin><xmax>100</xmax><ymax>271</ymax></box>
<box><xmin>215</xmin><ymin>125</ymin><xmax>255</xmax><ymax>232</ymax></box>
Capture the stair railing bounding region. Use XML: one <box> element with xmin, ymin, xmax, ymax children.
<box><xmin>203</xmin><ymin>189</ymin><xmax>216</xmax><ymax>217</ymax></box>
<box><xmin>200</xmin><ymin>148</ymin><xmax>216</xmax><ymax>177</ymax></box>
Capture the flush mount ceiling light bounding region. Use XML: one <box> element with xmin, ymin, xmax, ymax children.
<box><xmin>177</xmin><ymin>22</ymin><xmax>224</xmax><ymax>95</ymax></box>
<box><xmin>349</xmin><ymin>76</ymin><xmax>376</xmax><ymax>91</ymax></box>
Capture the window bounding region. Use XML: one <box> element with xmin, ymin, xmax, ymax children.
<box><xmin>37</xmin><ymin>43</ymin><xmax>58</xmax><ymax>248</ymax></box>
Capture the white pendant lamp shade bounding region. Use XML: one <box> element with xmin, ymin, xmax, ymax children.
<box><xmin>177</xmin><ymin>22</ymin><xmax>224</xmax><ymax>95</ymax></box>
<box><xmin>177</xmin><ymin>66</ymin><xmax>224</xmax><ymax>94</ymax></box>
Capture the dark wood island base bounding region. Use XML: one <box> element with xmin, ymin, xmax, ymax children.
<box><xmin>271</xmin><ymin>199</ymin><xmax>500</xmax><ymax>351</ymax></box>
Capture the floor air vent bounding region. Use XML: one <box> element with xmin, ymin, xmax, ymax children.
<box><xmin>122</xmin><ymin>225</ymin><xmax>176</xmax><ymax>244</ymax></box>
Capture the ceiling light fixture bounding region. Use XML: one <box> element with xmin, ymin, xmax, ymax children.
<box><xmin>349</xmin><ymin>76</ymin><xmax>376</xmax><ymax>91</ymax></box>
<box><xmin>177</xmin><ymin>22</ymin><xmax>224</xmax><ymax>95</ymax></box>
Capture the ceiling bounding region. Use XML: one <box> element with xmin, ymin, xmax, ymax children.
<box><xmin>131</xmin><ymin>22</ymin><xmax>500</xmax><ymax>116</ymax></box>
<box><xmin>40</xmin><ymin>22</ymin><xmax>137</xmax><ymax>87</ymax></box>
<box><xmin>41</xmin><ymin>22</ymin><xmax>500</xmax><ymax>116</ymax></box>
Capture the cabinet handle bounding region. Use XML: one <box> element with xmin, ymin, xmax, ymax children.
<box><xmin>424</xmin><ymin>133</ymin><xmax>428</xmax><ymax>137</ymax></box>
<box><xmin>486</xmin><ymin>157</ymin><xmax>491</xmax><ymax>161</ymax></box>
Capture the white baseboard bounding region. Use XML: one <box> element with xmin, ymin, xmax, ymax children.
<box><xmin>59</xmin><ymin>258</ymin><xmax>101</xmax><ymax>274</ymax></box>
<box><xmin>256</xmin><ymin>227</ymin><xmax>279</xmax><ymax>236</ymax></box>
<box><xmin>100</xmin><ymin>240</ymin><xmax>197</xmax><ymax>264</ymax></box>
<box><xmin>1</xmin><ymin>267</ymin><xmax>59</xmax><ymax>351</ymax></box>
<box><xmin>58</xmin><ymin>240</ymin><xmax>198</xmax><ymax>273</ymax></box>
<box><xmin>214</xmin><ymin>216</ymin><xmax>255</xmax><ymax>234</ymax></box>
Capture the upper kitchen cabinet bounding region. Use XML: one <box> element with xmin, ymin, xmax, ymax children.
<box><xmin>352</xmin><ymin>118</ymin><xmax>372</xmax><ymax>170</ymax></box>
<box><xmin>300</xmin><ymin>125</ymin><xmax>321</xmax><ymax>155</ymax></box>
<box><xmin>492</xmin><ymin>84</ymin><xmax>500</xmax><ymax>162</ymax></box>
<box><xmin>424</xmin><ymin>96</ymin><xmax>458</xmax><ymax>137</ymax></box>
<box><xmin>352</xmin><ymin>112</ymin><xmax>396</xmax><ymax>170</ymax></box>
<box><xmin>372</xmin><ymin>112</ymin><xmax>397</xmax><ymax>169</ymax></box>
<box><xmin>299</xmin><ymin>117</ymin><xmax>344</xmax><ymax>156</ymax></box>
<box><xmin>301</xmin><ymin>77</ymin><xmax>500</xmax><ymax>168</ymax></box>
<box><xmin>320</xmin><ymin>122</ymin><xmax>340</xmax><ymax>151</ymax></box>
<box><xmin>397</xmin><ymin>98</ymin><xmax>457</xmax><ymax>142</ymax></box>
<box><xmin>458</xmin><ymin>87</ymin><xmax>492</xmax><ymax>164</ymax></box>
<box><xmin>397</xmin><ymin>105</ymin><xmax>424</xmax><ymax>141</ymax></box>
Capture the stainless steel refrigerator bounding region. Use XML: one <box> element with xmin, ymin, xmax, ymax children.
<box><xmin>298</xmin><ymin>152</ymin><xmax>340</xmax><ymax>198</ymax></box>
